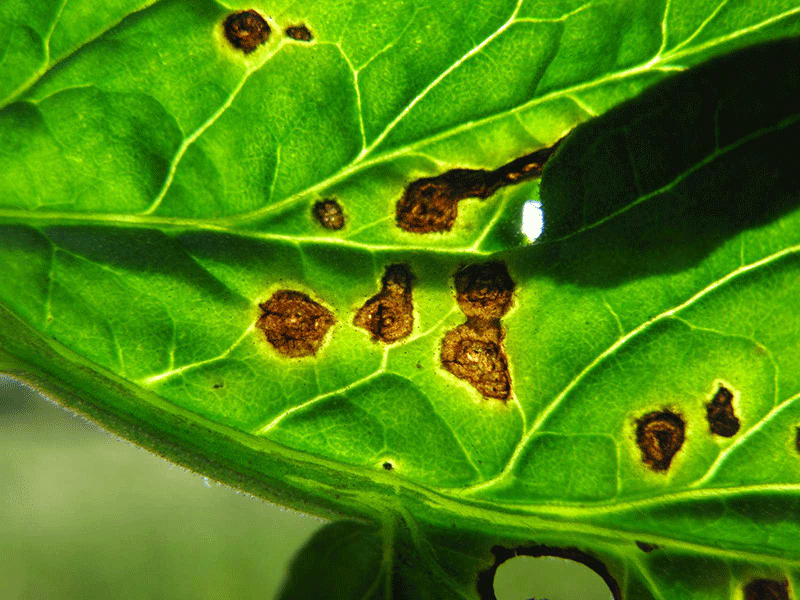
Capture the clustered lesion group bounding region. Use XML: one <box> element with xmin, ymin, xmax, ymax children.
<box><xmin>222</xmin><ymin>9</ymin><xmax>314</xmax><ymax>55</ymax></box>
<box><xmin>634</xmin><ymin>382</ymin><xmax>743</xmax><ymax>473</ymax></box>
<box><xmin>440</xmin><ymin>262</ymin><xmax>515</xmax><ymax>400</ymax></box>
<box><xmin>256</xmin><ymin>260</ymin><xmax>517</xmax><ymax>402</ymax></box>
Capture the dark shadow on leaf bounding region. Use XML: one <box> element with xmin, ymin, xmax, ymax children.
<box><xmin>41</xmin><ymin>226</ymin><xmax>248</xmax><ymax>304</ymax></box>
<box><xmin>524</xmin><ymin>37</ymin><xmax>800</xmax><ymax>287</ymax></box>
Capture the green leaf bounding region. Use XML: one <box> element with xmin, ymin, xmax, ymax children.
<box><xmin>1</xmin><ymin>1</ymin><xmax>800</xmax><ymax>598</ymax></box>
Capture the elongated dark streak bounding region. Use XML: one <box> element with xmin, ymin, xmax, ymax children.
<box><xmin>396</xmin><ymin>140</ymin><xmax>562</xmax><ymax>234</ymax></box>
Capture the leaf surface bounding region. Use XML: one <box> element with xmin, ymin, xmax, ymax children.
<box><xmin>1</xmin><ymin>1</ymin><xmax>800</xmax><ymax>598</ymax></box>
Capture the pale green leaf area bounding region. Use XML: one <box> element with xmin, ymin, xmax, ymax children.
<box><xmin>1</xmin><ymin>0</ymin><xmax>799</xmax><ymax>597</ymax></box>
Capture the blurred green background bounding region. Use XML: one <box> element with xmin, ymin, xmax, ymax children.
<box><xmin>0</xmin><ymin>377</ymin><xmax>611</xmax><ymax>600</ymax></box>
<box><xmin>0</xmin><ymin>377</ymin><xmax>324</xmax><ymax>600</ymax></box>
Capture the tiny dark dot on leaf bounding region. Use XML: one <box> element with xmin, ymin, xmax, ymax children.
<box><xmin>223</xmin><ymin>10</ymin><xmax>270</xmax><ymax>54</ymax></box>
<box><xmin>635</xmin><ymin>541</ymin><xmax>660</xmax><ymax>553</ymax></box>
<box><xmin>382</xmin><ymin>462</ymin><xmax>393</xmax><ymax>471</ymax></box>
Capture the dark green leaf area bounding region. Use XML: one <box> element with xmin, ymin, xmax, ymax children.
<box><xmin>3</xmin><ymin>0</ymin><xmax>798</xmax><ymax>254</ymax></box>
<box><xmin>0</xmin><ymin>0</ymin><xmax>157</xmax><ymax>104</ymax></box>
<box><xmin>276</xmin><ymin>521</ymin><xmax>384</xmax><ymax>600</ymax></box>
<box><xmin>279</xmin><ymin>517</ymin><xmax>800</xmax><ymax>600</ymax></box>
<box><xmin>540</xmin><ymin>37</ymin><xmax>800</xmax><ymax>261</ymax></box>
<box><xmin>462</xmin><ymin>39</ymin><xmax>800</xmax><ymax>563</ymax></box>
<box><xmin>268</xmin><ymin>374</ymin><xmax>483</xmax><ymax>486</ymax></box>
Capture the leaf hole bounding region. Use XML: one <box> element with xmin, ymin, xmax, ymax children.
<box><xmin>478</xmin><ymin>545</ymin><xmax>619</xmax><ymax>600</ymax></box>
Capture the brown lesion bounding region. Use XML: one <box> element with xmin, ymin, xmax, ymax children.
<box><xmin>223</xmin><ymin>10</ymin><xmax>271</xmax><ymax>54</ymax></box>
<box><xmin>354</xmin><ymin>264</ymin><xmax>414</xmax><ymax>343</ymax></box>
<box><xmin>455</xmin><ymin>261</ymin><xmax>515</xmax><ymax>319</ymax></box>
<box><xmin>396</xmin><ymin>140</ymin><xmax>562</xmax><ymax>233</ymax></box>
<box><xmin>635</xmin><ymin>410</ymin><xmax>685</xmax><ymax>472</ymax></box>
<box><xmin>441</xmin><ymin>320</ymin><xmax>510</xmax><ymax>400</ymax></box>
<box><xmin>706</xmin><ymin>384</ymin><xmax>740</xmax><ymax>437</ymax></box>
<box><xmin>257</xmin><ymin>290</ymin><xmax>335</xmax><ymax>357</ymax></box>
<box><xmin>285</xmin><ymin>24</ymin><xmax>313</xmax><ymax>41</ymax></box>
<box><xmin>313</xmin><ymin>199</ymin><xmax>345</xmax><ymax>230</ymax></box>
<box><xmin>440</xmin><ymin>262</ymin><xmax>515</xmax><ymax>400</ymax></box>
<box><xmin>744</xmin><ymin>578</ymin><xmax>790</xmax><ymax>600</ymax></box>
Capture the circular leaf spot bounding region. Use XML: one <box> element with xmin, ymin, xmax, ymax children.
<box><xmin>223</xmin><ymin>10</ymin><xmax>270</xmax><ymax>54</ymax></box>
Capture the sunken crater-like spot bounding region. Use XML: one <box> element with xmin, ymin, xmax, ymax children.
<box><xmin>313</xmin><ymin>198</ymin><xmax>345</xmax><ymax>230</ymax></box>
<box><xmin>635</xmin><ymin>410</ymin><xmax>685</xmax><ymax>472</ymax></box>
<box><xmin>744</xmin><ymin>578</ymin><xmax>790</xmax><ymax>600</ymax></box>
<box><xmin>441</xmin><ymin>320</ymin><xmax>511</xmax><ymax>400</ymax></box>
<box><xmin>395</xmin><ymin>141</ymin><xmax>562</xmax><ymax>234</ymax></box>
<box><xmin>706</xmin><ymin>384</ymin><xmax>740</xmax><ymax>437</ymax></box>
<box><xmin>223</xmin><ymin>10</ymin><xmax>271</xmax><ymax>54</ymax></box>
<box><xmin>455</xmin><ymin>261</ymin><xmax>515</xmax><ymax>319</ymax></box>
<box><xmin>354</xmin><ymin>264</ymin><xmax>414</xmax><ymax>343</ymax></box>
<box><xmin>286</xmin><ymin>23</ymin><xmax>313</xmax><ymax>41</ymax></box>
<box><xmin>257</xmin><ymin>290</ymin><xmax>334</xmax><ymax>357</ymax></box>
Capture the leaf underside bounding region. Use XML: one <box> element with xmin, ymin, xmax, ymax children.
<box><xmin>1</xmin><ymin>1</ymin><xmax>799</xmax><ymax>598</ymax></box>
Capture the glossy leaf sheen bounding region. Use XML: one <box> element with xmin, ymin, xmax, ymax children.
<box><xmin>1</xmin><ymin>1</ymin><xmax>799</xmax><ymax>598</ymax></box>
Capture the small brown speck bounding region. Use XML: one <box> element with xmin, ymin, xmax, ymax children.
<box><xmin>286</xmin><ymin>24</ymin><xmax>313</xmax><ymax>42</ymax></box>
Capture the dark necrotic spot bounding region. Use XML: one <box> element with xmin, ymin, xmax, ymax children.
<box><xmin>382</xmin><ymin>461</ymin><xmax>393</xmax><ymax>471</ymax></box>
<box><xmin>286</xmin><ymin>24</ymin><xmax>313</xmax><ymax>41</ymax></box>
<box><xmin>396</xmin><ymin>141</ymin><xmax>563</xmax><ymax>234</ymax></box>
<box><xmin>441</xmin><ymin>261</ymin><xmax>515</xmax><ymax>400</ymax></box>
<box><xmin>744</xmin><ymin>579</ymin><xmax>790</xmax><ymax>600</ymax></box>
<box><xmin>354</xmin><ymin>264</ymin><xmax>414</xmax><ymax>343</ymax></box>
<box><xmin>706</xmin><ymin>384</ymin><xmax>740</xmax><ymax>437</ymax></box>
<box><xmin>441</xmin><ymin>321</ymin><xmax>510</xmax><ymax>400</ymax></box>
<box><xmin>635</xmin><ymin>410</ymin><xmax>685</xmax><ymax>472</ymax></box>
<box><xmin>394</xmin><ymin>179</ymin><xmax>457</xmax><ymax>234</ymax></box>
<box><xmin>635</xmin><ymin>541</ymin><xmax>660</xmax><ymax>553</ymax></box>
<box><xmin>257</xmin><ymin>290</ymin><xmax>334</xmax><ymax>357</ymax></box>
<box><xmin>796</xmin><ymin>427</ymin><xmax>800</xmax><ymax>454</ymax></box>
<box><xmin>477</xmin><ymin>544</ymin><xmax>620</xmax><ymax>600</ymax></box>
<box><xmin>224</xmin><ymin>10</ymin><xmax>271</xmax><ymax>54</ymax></box>
<box><xmin>455</xmin><ymin>261</ymin><xmax>515</xmax><ymax>319</ymax></box>
<box><xmin>313</xmin><ymin>199</ymin><xmax>345</xmax><ymax>230</ymax></box>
